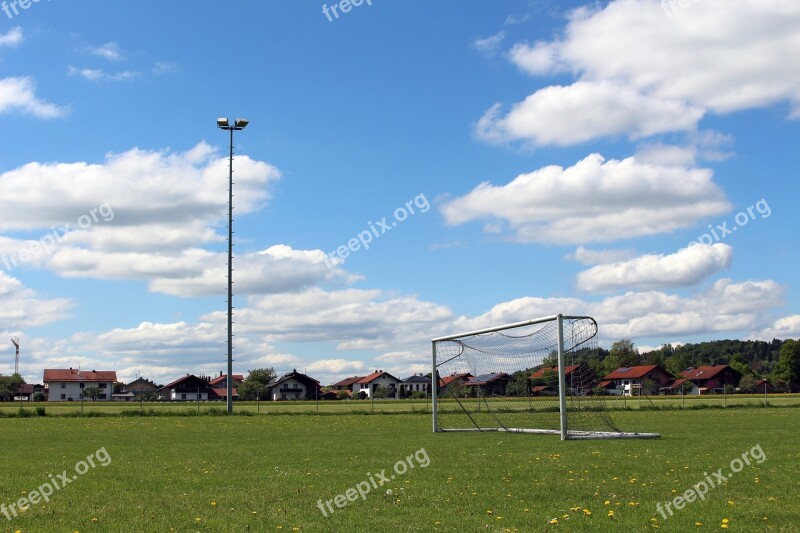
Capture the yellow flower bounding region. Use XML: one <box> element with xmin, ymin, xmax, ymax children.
<box><xmin>695</xmin><ymin>521</ymin><xmax>703</xmax><ymax>526</ymax></box>
<box><xmin>604</xmin><ymin>500</ymin><xmax>611</xmax><ymax>505</ymax></box>
<box><xmin>523</xmin><ymin>509</ymin><xmax>529</xmax><ymax>512</ymax></box>
<box><xmin>211</xmin><ymin>501</ymin><xmax>217</xmax><ymax>507</ymax></box>
<box><xmin>583</xmin><ymin>509</ymin><xmax>592</xmax><ymax>516</ymax></box>
<box><xmin>722</xmin><ymin>519</ymin><xmax>729</xmax><ymax>524</ymax></box>
<box><xmin>721</xmin><ymin>525</ymin><xmax>728</xmax><ymax>529</ymax></box>
<box><xmin>548</xmin><ymin>518</ymin><xmax>558</xmax><ymax>524</ymax></box>
<box><xmin>91</xmin><ymin>517</ymin><xmax>98</xmax><ymax>523</ymax></box>
<box><xmin>608</xmin><ymin>510</ymin><xmax>615</xmax><ymax>517</ymax></box>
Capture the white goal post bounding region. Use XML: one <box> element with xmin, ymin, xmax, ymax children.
<box><xmin>431</xmin><ymin>314</ymin><xmax>660</xmax><ymax>440</ymax></box>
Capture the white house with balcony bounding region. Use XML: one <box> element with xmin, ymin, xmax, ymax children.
<box><xmin>265</xmin><ymin>370</ymin><xmax>321</xmax><ymax>401</ymax></box>
<box><xmin>43</xmin><ymin>368</ymin><xmax>117</xmax><ymax>401</ymax></box>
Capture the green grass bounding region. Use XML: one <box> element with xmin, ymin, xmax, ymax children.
<box><xmin>0</xmin><ymin>408</ymin><xmax>798</xmax><ymax>532</ymax></box>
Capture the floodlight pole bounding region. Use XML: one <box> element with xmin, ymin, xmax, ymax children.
<box><xmin>217</xmin><ymin>117</ymin><xmax>249</xmax><ymax>414</ymax></box>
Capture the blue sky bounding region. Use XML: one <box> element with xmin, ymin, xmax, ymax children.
<box><xmin>1</xmin><ymin>0</ymin><xmax>799</xmax><ymax>386</ymax></box>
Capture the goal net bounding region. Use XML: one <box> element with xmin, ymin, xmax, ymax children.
<box><xmin>432</xmin><ymin>315</ymin><xmax>659</xmax><ymax>440</ymax></box>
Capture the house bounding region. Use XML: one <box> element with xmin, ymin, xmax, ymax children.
<box><xmin>209</xmin><ymin>387</ymin><xmax>239</xmax><ymax>401</ymax></box>
<box><xmin>14</xmin><ymin>383</ymin><xmax>35</xmax><ymax>402</ymax></box>
<box><xmin>355</xmin><ymin>370</ymin><xmax>401</xmax><ymax>399</ymax></box>
<box><xmin>659</xmin><ymin>378</ymin><xmax>699</xmax><ymax>396</ymax></box>
<box><xmin>530</xmin><ymin>364</ymin><xmax>597</xmax><ymax>395</ymax></box>
<box><xmin>208</xmin><ymin>373</ymin><xmax>244</xmax><ymax>389</ymax></box>
<box><xmin>158</xmin><ymin>375</ymin><xmax>212</xmax><ymax>401</ymax></box>
<box><xmin>43</xmin><ymin>368</ymin><xmax>117</xmax><ymax>401</ymax></box>
<box><xmin>464</xmin><ymin>373</ymin><xmax>513</xmax><ymax>396</ymax></box>
<box><xmin>437</xmin><ymin>372</ymin><xmax>473</xmax><ymax>392</ymax></box>
<box><xmin>400</xmin><ymin>374</ymin><xmax>431</xmax><ymax>396</ymax></box>
<box><xmin>125</xmin><ymin>377</ymin><xmax>159</xmax><ymax>395</ymax></box>
<box><xmin>266</xmin><ymin>370</ymin><xmax>321</xmax><ymax>401</ymax></box>
<box><xmin>112</xmin><ymin>392</ymin><xmax>136</xmax><ymax>402</ymax></box>
<box><xmin>602</xmin><ymin>365</ymin><xmax>674</xmax><ymax>396</ymax></box>
<box><xmin>331</xmin><ymin>376</ymin><xmax>365</xmax><ymax>392</ymax></box>
<box><xmin>746</xmin><ymin>378</ymin><xmax>776</xmax><ymax>393</ymax></box>
<box><xmin>681</xmin><ymin>365</ymin><xmax>742</xmax><ymax>394</ymax></box>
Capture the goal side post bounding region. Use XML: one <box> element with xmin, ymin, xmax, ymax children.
<box><xmin>557</xmin><ymin>314</ymin><xmax>567</xmax><ymax>441</ymax></box>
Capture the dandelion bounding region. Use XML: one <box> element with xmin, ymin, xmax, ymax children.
<box><xmin>607</xmin><ymin>510</ymin><xmax>615</xmax><ymax>518</ymax></box>
<box><xmin>252</xmin><ymin>511</ymin><xmax>258</xmax><ymax>516</ymax></box>
<box><xmin>548</xmin><ymin>518</ymin><xmax>558</xmax><ymax>524</ymax></box>
<box><xmin>695</xmin><ymin>521</ymin><xmax>703</xmax><ymax>526</ymax></box>
<box><xmin>524</xmin><ymin>509</ymin><xmax>529</xmax><ymax>512</ymax></box>
<box><xmin>583</xmin><ymin>509</ymin><xmax>592</xmax><ymax>516</ymax></box>
<box><xmin>604</xmin><ymin>500</ymin><xmax>611</xmax><ymax>506</ymax></box>
<box><xmin>211</xmin><ymin>501</ymin><xmax>217</xmax><ymax>508</ymax></box>
<box><xmin>91</xmin><ymin>517</ymin><xmax>98</xmax><ymax>523</ymax></box>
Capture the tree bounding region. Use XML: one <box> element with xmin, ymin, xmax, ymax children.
<box><xmin>776</xmin><ymin>340</ymin><xmax>800</xmax><ymax>391</ymax></box>
<box><xmin>0</xmin><ymin>374</ymin><xmax>25</xmax><ymax>402</ymax></box>
<box><xmin>238</xmin><ymin>368</ymin><xmax>277</xmax><ymax>400</ymax></box>
<box><xmin>373</xmin><ymin>385</ymin><xmax>393</xmax><ymax>399</ymax></box>
<box><xmin>113</xmin><ymin>382</ymin><xmax>125</xmax><ymax>394</ymax></box>
<box><xmin>83</xmin><ymin>386</ymin><xmax>102</xmax><ymax>401</ymax></box>
<box><xmin>506</xmin><ymin>373</ymin><xmax>531</xmax><ymax>397</ymax></box>
<box><xmin>604</xmin><ymin>339</ymin><xmax>640</xmax><ymax>373</ymax></box>
<box><xmin>336</xmin><ymin>390</ymin><xmax>350</xmax><ymax>400</ymax></box>
<box><xmin>737</xmin><ymin>374</ymin><xmax>755</xmax><ymax>393</ymax></box>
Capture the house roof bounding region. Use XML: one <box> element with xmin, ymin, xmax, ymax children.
<box><xmin>18</xmin><ymin>384</ymin><xmax>35</xmax><ymax>394</ymax></box>
<box><xmin>530</xmin><ymin>365</ymin><xmax>580</xmax><ymax>379</ymax></box>
<box><xmin>603</xmin><ymin>365</ymin><xmax>665</xmax><ymax>380</ymax></box>
<box><xmin>267</xmin><ymin>370</ymin><xmax>320</xmax><ymax>388</ymax></box>
<box><xmin>402</xmin><ymin>374</ymin><xmax>431</xmax><ymax>383</ymax></box>
<box><xmin>681</xmin><ymin>365</ymin><xmax>737</xmax><ymax>381</ymax></box>
<box><xmin>531</xmin><ymin>385</ymin><xmax>550</xmax><ymax>393</ymax></box>
<box><xmin>43</xmin><ymin>369</ymin><xmax>117</xmax><ymax>383</ymax></box>
<box><xmin>208</xmin><ymin>374</ymin><xmax>245</xmax><ymax>386</ymax></box>
<box><xmin>209</xmin><ymin>387</ymin><xmax>239</xmax><ymax>399</ymax></box>
<box><xmin>598</xmin><ymin>380</ymin><xmax>613</xmax><ymax>388</ymax></box>
<box><xmin>331</xmin><ymin>376</ymin><xmax>365</xmax><ymax>387</ymax></box>
<box><xmin>356</xmin><ymin>370</ymin><xmax>400</xmax><ymax>384</ymax></box>
<box><xmin>161</xmin><ymin>374</ymin><xmax>209</xmax><ymax>389</ymax></box>
<box><xmin>465</xmin><ymin>372</ymin><xmax>512</xmax><ymax>386</ymax></box>
<box><xmin>438</xmin><ymin>373</ymin><xmax>472</xmax><ymax>387</ymax></box>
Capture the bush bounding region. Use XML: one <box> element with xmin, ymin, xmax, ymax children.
<box><xmin>411</xmin><ymin>391</ymin><xmax>427</xmax><ymax>400</ymax></box>
<box><xmin>35</xmin><ymin>406</ymin><xmax>46</xmax><ymax>417</ymax></box>
<box><xmin>17</xmin><ymin>407</ymin><xmax>34</xmax><ymax>418</ymax></box>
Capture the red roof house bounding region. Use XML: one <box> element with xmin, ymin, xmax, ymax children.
<box><xmin>43</xmin><ymin>368</ymin><xmax>117</xmax><ymax>402</ymax></box>
<box><xmin>602</xmin><ymin>365</ymin><xmax>674</xmax><ymax>396</ymax></box>
<box><xmin>681</xmin><ymin>365</ymin><xmax>742</xmax><ymax>393</ymax></box>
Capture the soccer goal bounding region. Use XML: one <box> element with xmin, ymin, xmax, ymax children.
<box><xmin>432</xmin><ymin>314</ymin><xmax>660</xmax><ymax>440</ymax></box>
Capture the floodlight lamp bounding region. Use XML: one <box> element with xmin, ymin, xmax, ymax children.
<box><xmin>217</xmin><ymin>117</ymin><xmax>230</xmax><ymax>128</ymax></box>
<box><xmin>234</xmin><ymin>118</ymin><xmax>249</xmax><ymax>129</ymax></box>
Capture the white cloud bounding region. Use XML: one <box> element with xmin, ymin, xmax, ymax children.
<box><xmin>68</xmin><ymin>66</ymin><xmax>140</xmax><ymax>82</ymax></box>
<box><xmin>89</xmin><ymin>42</ymin><xmax>123</xmax><ymax>61</ymax></box>
<box><xmin>473</xmin><ymin>31</ymin><xmax>507</xmax><ymax>57</ymax></box>
<box><xmin>484</xmin><ymin>0</ymin><xmax>800</xmax><ymax>146</ymax></box>
<box><xmin>476</xmin><ymin>81</ymin><xmax>704</xmax><ymax>146</ymax></box>
<box><xmin>0</xmin><ymin>271</ymin><xmax>73</xmax><ymax>329</ymax></box>
<box><xmin>0</xmin><ymin>27</ymin><xmax>23</xmax><ymax>47</ymax></box>
<box><xmin>441</xmin><ymin>153</ymin><xmax>730</xmax><ymax>244</ymax></box>
<box><xmin>306</xmin><ymin>359</ymin><xmax>366</xmax><ymax>375</ymax></box>
<box><xmin>566</xmin><ymin>246</ymin><xmax>636</xmax><ymax>266</ymax></box>
<box><xmin>576</xmin><ymin>243</ymin><xmax>733</xmax><ymax>292</ymax></box>
<box><xmin>752</xmin><ymin>315</ymin><xmax>800</xmax><ymax>340</ymax></box>
<box><xmin>0</xmin><ymin>77</ymin><xmax>67</xmax><ymax>118</ymax></box>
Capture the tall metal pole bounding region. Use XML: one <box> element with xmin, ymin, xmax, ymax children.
<box><xmin>556</xmin><ymin>314</ymin><xmax>568</xmax><ymax>440</ymax></box>
<box><xmin>227</xmin><ymin>127</ymin><xmax>234</xmax><ymax>414</ymax></box>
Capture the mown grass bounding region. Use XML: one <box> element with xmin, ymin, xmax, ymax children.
<box><xmin>0</xmin><ymin>408</ymin><xmax>798</xmax><ymax>532</ymax></box>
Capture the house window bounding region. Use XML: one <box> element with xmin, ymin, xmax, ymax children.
<box><xmin>99</xmin><ymin>383</ymin><xmax>107</xmax><ymax>389</ymax></box>
<box><xmin>80</xmin><ymin>383</ymin><xmax>85</xmax><ymax>389</ymax></box>
<box><xmin>60</xmin><ymin>394</ymin><xmax>65</xmax><ymax>400</ymax></box>
<box><xmin>61</xmin><ymin>383</ymin><xmax>66</xmax><ymax>389</ymax></box>
<box><xmin>181</xmin><ymin>394</ymin><xmax>187</xmax><ymax>400</ymax></box>
<box><xmin>281</xmin><ymin>394</ymin><xmax>286</xmax><ymax>400</ymax></box>
<box><xmin>293</xmin><ymin>383</ymin><xmax>299</xmax><ymax>389</ymax></box>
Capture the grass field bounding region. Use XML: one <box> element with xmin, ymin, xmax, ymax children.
<box><xmin>1</xmin><ymin>407</ymin><xmax>798</xmax><ymax>532</ymax></box>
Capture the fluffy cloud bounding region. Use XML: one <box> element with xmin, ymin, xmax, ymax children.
<box><xmin>576</xmin><ymin>243</ymin><xmax>733</xmax><ymax>292</ymax></box>
<box><xmin>0</xmin><ymin>271</ymin><xmax>73</xmax><ymax>329</ymax></box>
<box><xmin>441</xmin><ymin>153</ymin><xmax>730</xmax><ymax>244</ymax></box>
<box><xmin>481</xmin><ymin>0</ymin><xmax>800</xmax><ymax>145</ymax></box>
<box><xmin>476</xmin><ymin>81</ymin><xmax>704</xmax><ymax>146</ymax></box>
<box><xmin>0</xmin><ymin>77</ymin><xmax>67</xmax><ymax>118</ymax></box>
<box><xmin>752</xmin><ymin>315</ymin><xmax>800</xmax><ymax>340</ymax></box>
<box><xmin>0</xmin><ymin>27</ymin><xmax>23</xmax><ymax>47</ymax></box>
<box><xmin>566</xmin><ymin>246</ymin><xmax>636</xmax><ymax>266</ymax></box>
<box><xmin>0</xmin><ymin>143</ymin><xmax>346</xmax><ymax>298</ymax></box>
